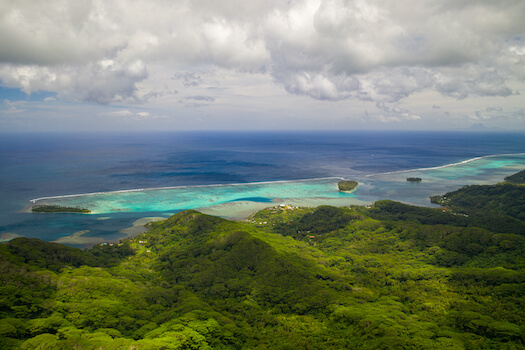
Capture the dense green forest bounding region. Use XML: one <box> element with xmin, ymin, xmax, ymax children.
<box><xmin>1</xmin><ymin>175</ymin><xmax>525</xmax><ymax>349</ymax></box>
<box><xmin>338</xmin><ymin>180</ymin><xmax>358</xmax><ymax>192</ymax></box>
<box><xmin>32</xmin><ymin>205</ymin><xmax>91</xmax><ymax>214</ymax></box>
<box><xmin>429</xmin><ymin>180</ymin><xmax>525</xmax><ymax>234</ymax></box>
<box><xmin>504</xmin><ymin>169</ymin><xmax>525</xmax><ymax>184</ymax></box>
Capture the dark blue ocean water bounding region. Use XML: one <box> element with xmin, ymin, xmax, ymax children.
<box><xmin>1</xmin><ymin>131</ymin><xmax>524</xmax><ymax>246</ymax></box>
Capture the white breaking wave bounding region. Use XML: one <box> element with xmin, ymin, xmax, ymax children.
<box><xmin>364</xmin><ymin>153</ymin><xmax>525</xmax><ymax>177</ymax></box>
<box><xmin>28</xmin><ymin>152</ymin><xmax>525</xmax><ymax>204</ymax></box>
<box><xmin>29</xmin><ymin>177</ymin><xmax>345</xmax><ymax>203</ymax></box>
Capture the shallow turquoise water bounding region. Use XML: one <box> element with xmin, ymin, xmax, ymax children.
<box><xmin>31</xmin><ymin>178</ymin><xmax>356</xmax><ymax>214</ymax></box>
<box><xmin>31</xmin><ymin>154</ymin><xmax>525</xmax><ymax>215</ymax></box>
<box><xmin>357</xmin><ymin>154</ymin><xmax>525</xmax><ymax>206</ymax></box>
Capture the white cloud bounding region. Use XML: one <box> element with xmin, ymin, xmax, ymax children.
<box><xmin>101</xmin><ymin>110</ymin><xmax>134</xmax><ymax>118</ymax></box>
<box><xmin>374</xmin><ymin>101</ymin><xmax>421</xmax><ymax>122</ymax></box>
<box><xmin>0</xmin><ymin>0</ymin><xmax>524</xmax><ymax>119</ymax></box>
<box><xmin>99</xmin><ymin>109</ymin><xmax>166</xmax><ymax>120</ymax></box>
<box><xmin>0</xmin><ymin>58</ymin><xmax>148</xmax><ymax>104</ymax></box>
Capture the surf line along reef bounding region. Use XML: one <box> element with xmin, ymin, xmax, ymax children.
<box><xmin>28</xmin><ymin>180</ymin><xmax>358</xmax><ymax>215</ymax></box>
<box><xmin>24</xmin><ymin>177</ymin><xmax>361</xmax><ymax>216</ymax></box>
<box><xmin>23</xmin><ymin>153</ymin><xmax>525</xmax><ymax>218</ymax></box>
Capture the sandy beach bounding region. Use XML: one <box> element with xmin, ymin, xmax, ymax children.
<box><xmin>53</xmin><ymin>230</ymin><xmax>102</xmax><ymax>246</ymax></box>
<box><xmin>50</xmin><ymin>217</ymin><xmax>167</xmax><ymax>248</ymax></box>
<box><xmin>119</xmin><ymin>217</ymin><xmax>167</xmax><ymax>237</ymax></box>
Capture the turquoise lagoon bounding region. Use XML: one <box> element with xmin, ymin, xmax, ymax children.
<box><xmin>29</xmin><ymin>178</ymin><xmax>362</xmax><ymax>218</ymax></box>
<box><xmin>29</xmin><ymin>154</ymin><xmax>525</xmax><ymax>219</ymax></box>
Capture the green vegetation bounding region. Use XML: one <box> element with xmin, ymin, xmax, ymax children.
<box><xmin>2</xmin><ymin>237</ymin><xmax>133</xmax><ymax>272</ymax></box>
<box><xmin>1</xmin><ymin>172</ymin><xmax>525</xmax><ymax>349</ymax></box>
<box><xmin>270</xmin><ymin>205</ymin><xmax>363</xmax><ymax>239</ymax></box>
<box><xmin>429</xmin><ymin>182</ymin><xmax>525</xmax><ymax>234</ymax></box>
<box><xmin>504</xmin><ymin>169</ymin><xmax>525</xmax><ymax>184</ymax></box>
<box><xmin>407</xmin><ymin>177</ymin><xmax>422</xmax><ymax>182</ymax></box>
<box><xmin>31</xmin><ymin>205</ymin><xmax>91</xmax><ymax>213</ymax></box>
<box><xmin>338</xmin><ymin>180</ymin><xmax>358</xmax><ymax>192</ymax></box>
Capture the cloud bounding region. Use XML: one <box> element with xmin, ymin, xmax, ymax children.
<box><xmin>374</xmin><ymin>101</ymin><xmax>421</xmax><ymax>122</ymax></box>
<box><xmin>186</xmin><ymin>95</ymin><xmax>215</xmax><ymax>102</ymax></box>
<box><xmin>470</xmin><ymin>106</ymin><xmax>507</xmax><ymax>121</ymax></box>
<box><xmin>0</xmin><ymin>58</ymin><xmax>148</xmax><ymax>104</ymax></box>
<box><xmin>513</xmin><ymin>109</ymin><xmax>525</xmax><ymax>119</ymax></box>
<box><xmin>173</xmin><ymin>72</ymin><xmax>204</xmax><ymax>87</ymax></box>
<box><xmin>0</xmin><ymin>0</ymin><xmax>524</xmax><ymax>107</ymax></box>
<box><xmin>1</xmin><ymin>99</ymin><xmax>26</xmax><ymax>114</ymax></box>
<box><xmin>180</xmin><ymin>95</ymin><xmax>216</xmax><ymax>109</ymax></box>
<box><xmin>99</xmin><ymin>109</ymin><xmax>166</xmax><ymax>120</ymax></box>
<box><xmin>101</xmin><ymin>110</ymin><xmax>134</xmax><ymax>118</ymax></box>
<box><xmin>264</xmin><ymin>0</ymin><xmax>524</xmax><ymax>102</ymax></box>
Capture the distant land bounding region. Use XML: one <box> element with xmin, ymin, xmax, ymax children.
<box><xmin>504</xmin><ymin>169</ymin><xmax>525</xmax><ymax>184</ymax></box>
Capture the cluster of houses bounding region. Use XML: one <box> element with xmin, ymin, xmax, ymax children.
<box><xmin>99</xmin><ymin>242</ymin><xmax>125</xmax><ymax>247</ymax></box>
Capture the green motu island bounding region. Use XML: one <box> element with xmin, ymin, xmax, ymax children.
<box><xmin>31</xmin><ymin>204</ymin><xmax>91</xmax><ymax>214</ymax></box>
<box><xmin>337</xmin><ymin>180</ymin><xmax>358</xmax><ymax>192</ymax></box>
<box><xmin>406</xmin><ymin>177</ymin><xmax>422</xmax><ymax>182</ymax></box>
<box><xmin>1</xmin><ymin>171</ymin><xmax>525</xmax><ymax>349</ymax></box>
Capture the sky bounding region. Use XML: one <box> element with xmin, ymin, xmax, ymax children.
<box><xmin>0</xmin><ymin>0</ymin><xmax>524</xmax><ymax>132</ymax></box>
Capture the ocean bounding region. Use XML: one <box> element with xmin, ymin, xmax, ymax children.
<box><xmin>1</xmin><ymin>131</ymin><xmax>524</xmax><ymax>247</ymax></box>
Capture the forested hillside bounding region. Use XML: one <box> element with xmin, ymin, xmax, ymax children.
<box><xmin>504</xmin><ymin>169</ymin><xmax>525</xmax><ymax>184</ymax></box>
<box><xmin>1</xmin><ymin>177</ymin><xmax>525</xmax><ymax>349</ymax></box>
<box><xmin>429</xmin><ymin>177</ymin><xmax>525</xmax><ymax>234</ymax></box>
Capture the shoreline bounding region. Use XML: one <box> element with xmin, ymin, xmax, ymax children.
<box><xmin>339</xmin><ymin>190</ymin><xmax>356</xmax><ymax>194</ymax></box>
<box><xmin>6</xmin><ymin>153</ymin><xmax>524</xmax><ymax>247</ymax></box>
<box><xmin>28</xmin><ymin>176</ymin><xmax>345</xmax><ymax>204</ymax></box>
<box><xmin>27</xmin><ymin>152</ymin><xmax>525</xmax><ymax>205</ymax></box>
<box><xmin>50</xmin><ymin>217</ymin><xmax>167</xmax><ymax>248</ymax></box>
<box><xmin>18</xmin><ymin>153</ymin><xmax>525</xmax><ymax>218</ymax></box>
<box><xmin>365</xmin><ymin>152</ymin><xmax>525</xmax><ymax>177</ymax></box>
